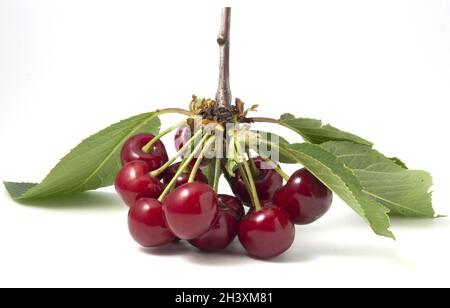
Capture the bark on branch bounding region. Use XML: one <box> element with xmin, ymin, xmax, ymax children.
<box><xmin>215</xmin><ymin>7</ymin><xmax>232</xmax><ymax>108</ymax></box>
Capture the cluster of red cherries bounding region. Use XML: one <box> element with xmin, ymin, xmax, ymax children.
<box><xmin>115</xmin><ymin>125</ymin><xmax>333</xmax><ymax>259</ymax></box>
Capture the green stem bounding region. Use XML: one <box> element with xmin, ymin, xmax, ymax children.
<box><xmin>249</xmin><ymin>117</ymin><xmax>279</xmax><ymax>124</ymax></box>
<box><xmin>246</xmin><ymin>149</ymin><xmax>261</xmax><ymax>178</ymax></box>
<box><xmin>253</xmin><ymin>138</ymin><xmax>290</xmax><ymax>181</ymax></box>
<box><xmin>188</xmin><ymin>136</ymin><xmax>216</xmax><ymax>183</ymax></box>
<box><xmin>251</xmin><ymin>116</ymin><xmax>315</xmax><ymax>145</ymax></box>
<box><xmin>213</xmin><ymin>156</ymin><xmax>221</xmax><ymax>193</ymax></box>
<box><xmin>235</xmin><ymin>135</ymin><xmax>262</xmax><ymax>211</ymax></box>
<box><xmin>236</xmin><ymin>160</ymin><xmax>255</xmax><ymax>206</ymax></box>
<box><xmin>207</xmin><ymin>161</ymin><xmax>215</xmax><ymax>186</ymax></box>
<box><xmin>142</xmin><ymin>120</ymin><xmax>186</xmax><ymax>153</ymax></box>
<box><xmin>151</xmin><ymin>129</ymin><xmax>203</xmax><ymax>177</ymax></box>
<box><xmin>261</xmin><ymin>157</ymin><xmax>290</xmax><ymax>181</ymax></box>
<box><xmin>228</xmin><ymin>137</ymin><xmax>254</xmax><ymax>204</ymax></box>
<box><xmin>156</xmin><ymin>108</ymin><xmax>193</xmax><ymax>117</ymax></box>
<box><xmin>158</xmin><ymin>133</ymin><xmax>210</xmax><ymax>202</ymax></box>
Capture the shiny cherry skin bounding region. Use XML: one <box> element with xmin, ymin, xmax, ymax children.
<box><xmin>238</xmin><ymin>203</ymin><xmax>295</xmax><ymax>259</ymax></box>
<box><xmin>189</xmin><ymin>207</ymin><xmax>239</xmax><ymax>252</ymax></box>
<box><xmin>226</xmin><ymin>157</ymin><xmax>283</xmax><ymax>206</ymax></box>
<box><xmin>121</xmin><ymin>133</ymin><xmax>169</xmax><ymax>171</ymax></box>
<box><xmin>218</xmin><ymin>194</ymin><xmax>245</xmax><ymax>218</ymax></box>
<box><xmin>274</xmin><ymin>168</ymin><xmax>333</xmax><ymax>225</ymax></box>
<box><xmin>161</xmin><ymin>162</ymin><xmax>207</xmax><ymax>188</ymax></box>
<box><xmin>115</xmin><ymin>161</ymin><xmax>164</xmax><ymax>207</ymax></box>
<box><xmin>163</xmin><ymin>182</ymin><xmax>219</xmax><ymax>240</ymax></box>
<box><xmin>128</xmin><ymin>198</ymin><xmax>174</xmax><ymax>247</ymax></box>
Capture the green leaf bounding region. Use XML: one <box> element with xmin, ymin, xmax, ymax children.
<box><xmin>390</xmin><ymin>157</ymin><xmax>408</xmax><ymax>169</ymax></box>
<box><xmin>4</xmin><ymin>112</ymin><xmax>161</xmax><ymax>200</ymax></box>
<box><xmin>320</xmin><ymin>142</ymin><xmax>435</xmax><ymax>218</ymax></box>
<box><xmin>279</xmin><ymin>116</ymin><xmax>373</xmax><ymax>146</ymax></box>
<box><xmin>3</xmin><ymin>182</ymin><xmax>37</xmax><ymax>199</ymax></box>
<box><xmin>280</xmin><ymin>113</ymin><xmax>295</xmax><ymax>121</ymax></box>
<box><xmin>270</xmin><ymin>141</ymin><xmax>394</xmax><ymax>238</ymax></box>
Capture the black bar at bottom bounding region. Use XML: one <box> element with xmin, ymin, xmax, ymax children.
<box><xmin>138</xmin><ymin>289</ymin><xmax>280</xmax><ymax>306</ymax></box>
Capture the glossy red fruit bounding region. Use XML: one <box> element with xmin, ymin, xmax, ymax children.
<box><xmin>115</xmin><ymin>161</ymin><xmax>164</xmax><ymax>207</ymax></box>
<box><xmin>218</xmin><ymin>194</ymin><xmax>245</xmax><ymax>218</ymax></box>
<box><xmin>238</xmin><ymin>204</ymin><xmax>295</xmax><ymax>259</ymax></box>
<box><xmin>161</xmin><ymin>162</ymin><xmax>207</xmax><ymax>188</ymax></box>
<box><xmin>226</xmin><ymin>157</ymin><xmax>283</xmax><ymax>206</ymax></box>
<box><xmin>163</xmin><ymin>182</ymin><xmax>219</xmax><ymax>240</ymax></box>
<box><xmin>274</xmin><ymin>168</ymin><xmax>333</xmax><ymax>225</ymax></box>
<box><xmin>189</xmin><ymin>208</ymin><xmax>239</xmax><ymax>252</ymax></box>
<box><xmin>128</xmin><ymin>198</ymin><xmax>174</xmax><ymax>247</ymax></box>
<box><xmin>121</xmin><ymin>133</ymin><xmax>168</xmax><ymax>171</ymax></box>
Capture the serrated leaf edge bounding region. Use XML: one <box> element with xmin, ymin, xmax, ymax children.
<box><xmin>279</xmin><ymin>117</ymin><xmax>373</xmax><ymax>146</ymax></box>
<box><xmin>6</xmin><ymin>112</ymin><xmax>160</xmax><ymax>200</ymax></box>
<box><xmin>289</xmin><ymin>146</ymin><xmax>394</xmax><ymax>239</ymax></box>
<box><xmin>73</xmin><ymin>113</ymin><xmax>160</xmax><ymax>192</ymax></box>
<box><xmin>320</xmin><ymin>141</ymin><xmax>436</xmax><ymax>218</ymax></box>
<box><xmin>261</xmin><ymin>139</ymin><xmax>394</xmax><ymax>239</ymax></box>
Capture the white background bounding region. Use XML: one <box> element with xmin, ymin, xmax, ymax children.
<box><xmin>1</xmin><ymin>0</ymin><xmax>449</xmax><ymax>288</ymax></box>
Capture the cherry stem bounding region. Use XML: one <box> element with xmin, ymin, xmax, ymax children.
<box><xmin>251</xmin><ymin>137</ymin><xmax>290</xmax><ymax>181</ymax></box>
<box><xmin>251</xmin><ymin>116</ymin><xmax>304</xmax><ymax>140</ymax></box>
<box><xmin>213</xmin><ymin>155</ymin><xmax>221</xmax><ymax>193</ymax></box>
<box><xmin>260</xmin><ymin>156</ymin><xmax>290</xmax><ymax>181</ymax></box>
<box><xmin>150</xmin><ymin>129</ymin><xmax>203</xmax><ymax>177</ymax></box>
<box><xmin>188</xmin><ymin>136</ymin><xmax>217</xmax><ymax>183</ymax></box>
<box><xmin>158</xmin><ymin>133</ymin><xmax>211</xmax><ymax>202</ymax></box>
<box><xmin>142</xmin><ymin>120</ymin><xmax>186</xmax><ymax>153</ymax></box>
<box><xmin>249</xmin><ymin>117</ymin><xmax>279</xmax><ymax>124</ymax></box>
<box><xmin>215</xmin><ymin>7</ymin><xmax>232</xmax><ymax>108</ymax></box>
<box><xmin>206</xmin><ymin>161</ymin><xmax>215</xmax><ymax>187</ymax></box>
<box><xmin>246</xmin><ymin>149</ymin><xmax>261</xmax><ymax>178</ymax></box>
<box><xmin>228</xmin><ymin>141</ymin><xmax>254</xmax><ymax>205</ymax></box>
<box><xmin>236</xmin><ymin>159</ymin><xmax>256</xmax><ymax>207</ymax></box>
<box><xmin>250</xmin><ymin>136</ymin><xmax>290</xmax><ymax>181</ymax></box>
<box><xmin>235</xmin><ymin>134</ymin><xmax>262</xmax><ymax>211</ymax></box>
<box><xmin>156</xmin><ymin>108</ymin><xmax>193</xmax><ymax>117</ymax></box>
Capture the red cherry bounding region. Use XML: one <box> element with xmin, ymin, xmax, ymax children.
<box><xmin>274</xmin><ymin>168</ymin><xmax>333</xmax><ymax>225</ymax></box>
<box><xmin>161</xmin><ymin>162</ymin><xmax>207</xmax><ymax>188</ymax></box>
<box><xmin>226</xmin><ymin>157</ymin><xmax>283</xmax><ymax>206</ymax></box>
<box><xmin>189</xmin><ymin>208</ymin><xmax>239</xmax><ymax>252</ymax></box>
<box><xmin>128</xmin><ymin>198</ymin><xmax>174</xmax><ymax>247</ymax></box>
<box><xmin>163</xmin><ymin>182</ymin><xmax>218</xmax><ymax>240</ymax></box>
<box><xmin>238</xmin><ymin>204</ymin><xmax>295</xmax><ymax>259</ymax></box>
<box><xmin>218</xmin><ymin>194</ymin><xmax>245</xmax><ymax>218</ymax></box>
<box><xmin>115</xmin><ymin>161</ymin><xmax>164</xmax><ymax>207</ymax></box>
<box><xmin>121</xmin><ymin>133</ymin><xmax>168</xmax><ymax>171</ymax></box>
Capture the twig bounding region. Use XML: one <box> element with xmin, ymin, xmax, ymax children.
<box><xmin>215</xmin><ymin>7</ymin><xmax>232</xmax><ymax>108</ymax></box>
